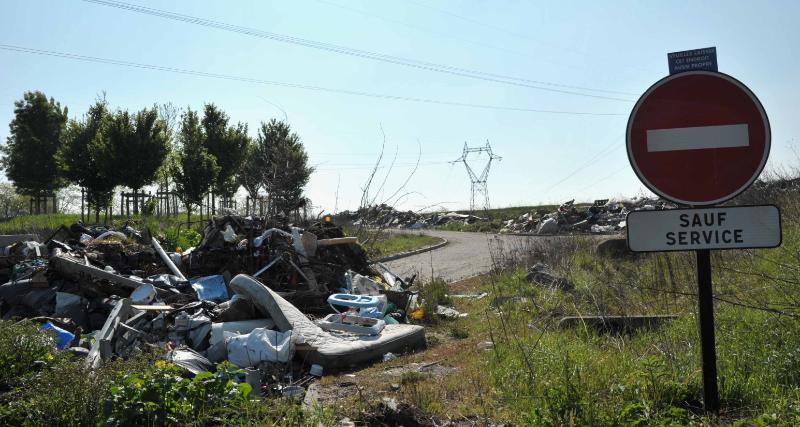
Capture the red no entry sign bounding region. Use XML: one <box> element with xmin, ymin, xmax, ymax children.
<box><xmin>626</xmin><ymin>71</ymin><xmax>770</xmax><ymax>205</ymax></box>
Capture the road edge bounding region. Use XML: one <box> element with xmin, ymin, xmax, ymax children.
<box><xmin>369</xmin><ymin>238</ymin><xmax>449</xmax><ymax>263</ymax></box>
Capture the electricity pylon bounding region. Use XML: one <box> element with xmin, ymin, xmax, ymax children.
<box><xmin>451</xmin><ymin>140</ymin><xmax>501</xmax><ymax>213</ymax></box>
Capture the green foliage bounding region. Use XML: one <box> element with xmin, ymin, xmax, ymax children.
<box><xmin>171</xmin><ymin>108</ymin><xmax>220</xmax><ymax>220</ymax></box>
<box><xmin>62</xmin><ymin>97</ymin><xmax>117</xmax><ymax>218</ymax></box>
<box><xmin>103</xmin><ymin>361</ymin><xmax>251</xmax><ymax>426</ymax></box>
<box><xmin>357</xmin><ymin>231</ymin><xmax>441</xmax><ymax>258</ymax></box>
<box><xmin>0</xmin><ymin>320</ymin><xmax>56</xmax><ymax>392</ymax></box>
<box><xmin>0</xmin><ymin>320</ymin><xmax>332</xmax><ymax>426</ymax></box>
<box><xmin>3</xmin><ymin>352</ymin><xmax>133</xmax><ymax>426</ymax></box>
<box><xmin>0</xmin><ymin>183</ymin><xmax>27</xmax><ymax>218</ymax></box>
<box><xmin>419</xmin><ymin>278</ymin><xmax>451</xmax><ymax>324</ymax></box>
<box><xmin>254</xmin><ymin>119</ymin><xmax>313</xmax><ymax>216</ymax></box>
<box><xmin>0</xmin><ymin>91</ymin><xmax>68</xmax><ymax>195</ymax></box>
<box><xmin>201</xmin><ymin>103</ymin><xmax>250</xmax><ymax>198</ymax></box>
<box><xmin>98</xmin><ymin>106</ymin><xmax>170</xmax><ymax>193</ymax></box>
<box><xmin>238</xmin><ymin>142</ymin><xmax>262</xmax><ymax>201</ymax></box>
<box><xmin>400</xmin><ymin>371</ymin><xmax>428</xmax><ymax>385</ymax></box>
<box><xmin>449</xmin><ymin>324</ymin><xmax>469</xmax><ymax>339</ymax></box>
<box><xmin>436</xmin><ymin>235</ymin><xmax>800</xmax><ymax>425</ymax></box>
<box><xmin>161</xmin><ymin>225</ymin><xmax>202</xmax><ymax>251</ymax></box>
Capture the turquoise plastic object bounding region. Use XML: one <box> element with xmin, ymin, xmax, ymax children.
<box><xmin>40</xmin><ymin>321</ymin><xmax>74</xmax><ymax>349</ymax></box>
<box><xmin>190</xmin><ymin>275</ymin><xmax>229</xmax><ymax>302</ymax></box>
<box><xmin>327</xmin><ymin>293</ymin><xmax>380</xmax><ymax>313</ymax></box>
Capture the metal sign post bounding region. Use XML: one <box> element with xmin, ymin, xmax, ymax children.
<box><xmin>695</xmin><ymin>249</ymin><xmax>719</xmax><ymax>412</ymax></box>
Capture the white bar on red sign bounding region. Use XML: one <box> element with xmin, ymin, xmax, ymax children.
<box><xmin>627</xmin><ymin>205</ymin><xmax>780</xmax><ymax>252</ymax></box>
<box><xmin>646</xmin><ymin>123</ymin><xmax>749</xmax><ymax>152</ymax></box>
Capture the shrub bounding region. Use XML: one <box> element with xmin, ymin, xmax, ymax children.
<box><xmin>161</xmin><ymin>225</ymin><xmax>201</xmax><ymax>251</ymax></box>
<box><xmin>0</xmin><ymin>320</ymin><xmax>56</xmax><ymax>392</ymax></box>
<box><xmin>419</xmin><ymin>278</ymin><xmax>451</xmax><ymax>324</ymax></box>
<box><xmin>103</xmin><ymin>361</ymin><xmax>251</xmax><ymax>426</ymax></box>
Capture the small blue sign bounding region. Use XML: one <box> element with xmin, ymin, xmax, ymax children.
<box><xmin>668</xmin><ymin>47</ymin><xmax>718</xmax><ymax>74</ymax></box>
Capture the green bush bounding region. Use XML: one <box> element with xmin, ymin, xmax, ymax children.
<box><xmin>161</xmin><ymin>225</ymin><xmax>201</xmax><ymax>252</ymax></box>
<box><xmin>0</xmin><ymin>320</ymin><xmax>57</xmax><ymax>392</ymax></box>
<box><xmin>419</xmin><ymin>278</ymin><xmax>451</xmax><ymax>324</ymax></box>
<box><xmin>103</xmin><ymin>361</ymin><xmax>251</xmax><ymax>426</ymax></box>
<box><xmin>0</xmin><ymin>321</ymin><xmax>333</xmax><ymax>426</ymax></box>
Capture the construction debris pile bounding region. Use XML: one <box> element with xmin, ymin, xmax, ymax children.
<box><xmin>499</xmin><ymin>197</ymin><xmax>674</xmax><ymax>235</ymax></box>
<box><xmin>344</xmin><ymin>198</ymin><xmax>673</xmax><ymax>235</ymax></box>
<box><xmin>345</xmin><ymin>204</ymin><xmax>485</xmax><ymax>229</ymax></box>
<box><xmin>0</xmin><ymin>216</ymin><xmax>428</xmax><ymax>399</ymax></box>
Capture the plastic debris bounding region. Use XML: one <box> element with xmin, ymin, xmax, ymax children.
<box><xmin>227</xmin><ymin>328</ymin><xmax>294</xmax><ymax>367</ymax></box>
<box><xmin>190</xmin><ymin>275</ymin><xmax>229</xmax><ymax>302</ymax></box>
<box><xmin>40</xmin><ymin>321</ymin><xmax>75</xmax><ymax>349</ymax></box>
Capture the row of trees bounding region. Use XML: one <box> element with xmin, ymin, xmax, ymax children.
<box><xmin>0</xmin><ymin>91</ymin><xmax>313</xmax><ymax>222</ymax></box>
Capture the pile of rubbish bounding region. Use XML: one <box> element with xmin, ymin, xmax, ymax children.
<box><xmin>499</xmin><ymin>197</ymin><xmax>674</xmax><ymax>235</ymax></box>
<box><xmin>344</xmin><ymin>204</ymin><xmax>485</xmax><ymax>229</ymax></box>
<box><xmin>0</xmin><ymin>216</ymin><xmax>428</xmax><ymax>399</ymax></box>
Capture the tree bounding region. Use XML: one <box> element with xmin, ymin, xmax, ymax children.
<box><xmin>201</xmin><ymin>104</ymin><xmax>249</xmax><ymax>204</ymax></box>
<box><xmin>255</xmin><ymin>119</ymin><xmax>313</xmax><ymax>217</ymax></box>
<box><xmin>97</xmin><ymin>106</ymin><xmax>169</xmax><ymax>214</ymax></box>
<box><xmin>171</xmin><ymin>109</ymin><xmax>219</xmax><ymax>223</ymax></box>
<box><xmin>0</xmin><ymin>91</ymin><xmax>68</xmax><ymax>212</ymax></box>
<box><xmin>61</xmin><ymin>98</ymin><xmax>116</xmax><ymax>222</ymax></box>
<box><xmin>238</xmin><ymin>143</ymin><xmax>263</xmax><ymax>214</ymax></box>
<box><xmin>0</xmin><ymin>183</ymin><xmax>27</xmax><ymax>219</ymax></box>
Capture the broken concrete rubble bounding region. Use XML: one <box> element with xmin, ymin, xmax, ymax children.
<box><xmin>501</xmin><ymin>197</ymin><xmax>676</xmax><ymax>235</ymax></box>
<box><xmin>342</xmin><ymin>204</ymin><xmax>485</xmax><ymax>229</ymax></box>
<box><xmin>342</xmin><ymin>197</ymin><xmax>675</xmax><ymax>235</ymax></box>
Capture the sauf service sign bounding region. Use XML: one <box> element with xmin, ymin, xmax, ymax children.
<box><xmin>627</xmin><ymin>205</ymin><xmax>781</xmax><ymax>252</ymax></box>
<box><xmin>624</xmin><ymin>47</ymin><xmax>781</xmax><ymax>414</ymax></box>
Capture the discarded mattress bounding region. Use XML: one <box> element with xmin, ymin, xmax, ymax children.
<box><xmin>230</xmin><ymin>274</ymin><xmax>425</xmax><ymax>370</ymax></box>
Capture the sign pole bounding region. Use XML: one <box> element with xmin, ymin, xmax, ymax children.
<box><xmin>695</xmin><ymin>249</ymin><xmax>720</xmax><ymax>413</ymax></box>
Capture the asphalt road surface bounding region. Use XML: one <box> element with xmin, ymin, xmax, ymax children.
<box><xmin>381</xmin><ymin>230</ymin><xmax>559</xmax><ymax>283</ymax></box>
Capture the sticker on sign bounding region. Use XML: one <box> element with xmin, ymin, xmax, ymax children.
<box><xmin>627</xmin><ymin>205</ymin><xmax>781</xmax><ymax>252</ymax></box>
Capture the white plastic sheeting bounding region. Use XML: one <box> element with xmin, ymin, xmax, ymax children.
<box><xmin>227</xmin><ymin>328</ymin><xmax>294</xmax><ymax>367</ymax></box>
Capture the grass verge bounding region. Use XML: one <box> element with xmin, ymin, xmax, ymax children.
<box><xmin>324</xmin><ymin>225</ymin><xmax>800</xmax><ymax>425</ymax></box>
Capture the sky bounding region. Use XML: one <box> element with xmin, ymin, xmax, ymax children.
<box><xmin>1</xmin><ymin>0</ymin><xmax>798</xmax><ymax>213</ymax></box>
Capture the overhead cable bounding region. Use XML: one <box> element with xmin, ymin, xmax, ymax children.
<box><xmin>81</xmin><ymin>0</ymin><xmax>635</xmax><ymax>102</ymax></box>
<box><xmin>0</xmin><ymin>44</ymin><xmax>626</xmax><ymax>116</ymax></box>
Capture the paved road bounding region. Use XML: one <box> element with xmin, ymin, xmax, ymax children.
<box><xmin>381</xmin><ymin>230</ymin><xmax>560</xmax><ymax>283</ymax></box>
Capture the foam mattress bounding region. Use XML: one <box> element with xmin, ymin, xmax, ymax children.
<box><xmin>230</xmin><ymin>274</ymin><xmax>425</xmax><ymax>370</ymax></box>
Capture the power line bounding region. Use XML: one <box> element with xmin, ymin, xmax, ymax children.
<box><xmin>577</xmin><ymin>168</ymin><xmax>626</xmax><ymax>193</ymax></box>
<box><xmin>80</xmin><ymin>0</ymin><xmax>635</xmax><ymax>101</ymax></box>
<box><xmin>536</xmin><ymin>134</ymin><xmax>624</xmax><ymax>193</ymax></box>
<box><xmin>0</xmin><ymin>44</ymin><xmax>626</xmax><ymax>116</ymax></box>
<box><xmin>312</xmin><ymin>0</ymin><xmax>638</xmax><ymax>95</ymax></box>
<box><xmin>406</xmin><ymin>1</ymin><xmax>588</xmax><ymax>56</ymax></box>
